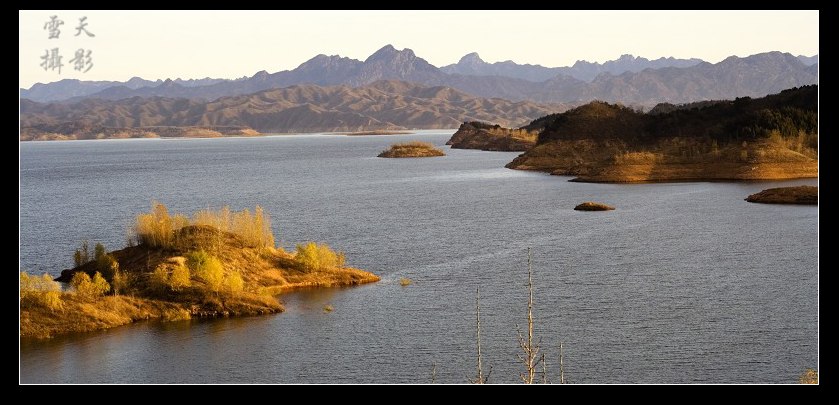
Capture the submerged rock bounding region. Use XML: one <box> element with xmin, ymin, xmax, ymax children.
<box><xmin>574</xmin><ymin>202</ymin><xmax>615</xmax><ymax>211</ymax></box>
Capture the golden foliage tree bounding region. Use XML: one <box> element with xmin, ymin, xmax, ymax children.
<box><xmin>136</xmin><ymin>202</ymin><xmax>276</xmax><ymax>251</ymax></box>
<box><xmin>193</xmin><ymin>204</ymin><xmax>275</xmax><ymax>250</ymax></box>
<box><xmin>135</xmin><ymin>201</ymin><xmax>175</xmax><ymax>248</ymax></box>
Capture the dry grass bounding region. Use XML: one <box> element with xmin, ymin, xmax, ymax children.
<box><xmin>20</xmin><ymin>294</ymin><xmax>190</xmax><ymax>339</ymax></box>
<box><xmin>135</xmin><ymin>202</ymin><xmax>274</xmax><ymax>250</ymax></box>
<box><xmin>378</xmin><ymin>142</ymin><xmax>446</xmax><ymax>158</ymax></box>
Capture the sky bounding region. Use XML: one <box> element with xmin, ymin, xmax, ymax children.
<box><xmin>19</xmin><ymin>10</ymin><xmax>819</xmax><ymax>89</ymax></box>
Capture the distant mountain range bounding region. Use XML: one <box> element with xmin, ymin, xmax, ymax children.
<box><xmin>440</xmin><ymin>52</ymin><xmax>704</xmax><ymax>82</ymax></box>
<box><xmin>20</xmin><ymin>45</ymin><xmax>818</xmax><ymax>107</ymax></box>
<box><xmin>20</xmin><ymin>80</ymin><xmax>563</xmax><ymax>136</ymax></box>
<box><xmin>21</xmin><ymin>77</ymin><xmax>232</xmax><ymax>103</ymax></box>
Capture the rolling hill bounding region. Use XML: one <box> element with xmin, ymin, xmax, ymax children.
<box><xmin>20</xmin><ymin>80</ymin><xmax>565</xmax><ymax>139</ymax></box>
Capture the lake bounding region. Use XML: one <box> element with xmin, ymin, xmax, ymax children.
<box><xmin>19</xmin><ymin>131</ymin><xmax>818</xmax><ymax>383</ymax></box>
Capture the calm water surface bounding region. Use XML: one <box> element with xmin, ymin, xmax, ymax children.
<box><xmin>19</xmin><ymin>131</ymin><xmax>818</xmax><ymax>383</ymax></box>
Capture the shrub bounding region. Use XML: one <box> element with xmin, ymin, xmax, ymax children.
<box><xmin>150</xmin><ymin>258</ymin><xmax>191</xmax><ymax>293</ymax></box>
<box><xmin>186</xmin><ymin>250</ymin><xmax>212</xmax><ymax>271</ymax></box>
<box><xmin>91</xmin><ymin>272</ymin><xmax>111</xmax><ymax>296</ymax></box>
<box><xmin>169</xmin><ymin>262</ymin><xmax>191</xmax><ymax>291</ymax></box>
<box><xmin>295</xmin><ymin>242</ymin><xmax>346</xmax><ymax>272</ymax></box>
<box><xmin>225</xmin><ymin>270</ymin><xmax>244</xmax><ymax>294</ymax></box>
<box><xmin>187</xmin><ymin>251</ymin><xmax>224</xmax><ymax>293</ymax></box>
<box><xmin>151</xmin><ymin>266</ymin><xmax>170</xmax><ymax>293</ymax></box>
<box><xmin>71</xmin><ymin>271</ymin><xmax>110</xmax><ymax>298</ymax></box>
<box><xmin>20</xmin><ymin>272</ymin><xmax>63</xmax><ymax>310</ymax></box>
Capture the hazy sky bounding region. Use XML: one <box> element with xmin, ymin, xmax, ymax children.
<box><xmin>19</xmin><ymin>10</ymin><xmax>818</xmax><ymax>88</ymax></box>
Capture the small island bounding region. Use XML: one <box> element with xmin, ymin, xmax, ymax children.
<box><xmin>745</xmin><ymin>186</ymin><xmax>818</xmax><ymax>205</ymax></box>
<box><xmin>20</xmin><ymin>203</ymin><xmax>379</xmax><ymax>339</ymax></box>
<box><xmin>378</xmin><ymin>141</ymin><xmax>446</xmax><ymax>158</ymax></box>
<box><xmin>574</xmin><ymin>202</ymin><xmax>615</xmax><ymax>211</ymax></box>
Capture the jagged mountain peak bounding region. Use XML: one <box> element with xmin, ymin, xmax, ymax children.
<box><xmin>365</xmin><ymin>44</ymin><xmax>403</xmax><ymax>62</ymax></box>
<box><xmin>459</xmin><ymin>52</ymin><xmax>484</xmax><ymax>64</ymax></box>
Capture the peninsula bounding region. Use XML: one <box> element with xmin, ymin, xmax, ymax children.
<box><xmin>20</xmin><ymin>203</ymin><xmax>379</xmax><ymax>339</ymax></box>
<box><xmin>503</xmin><ymin>85</ymin><xmax>818</xmax><ymax>183</ymax></box>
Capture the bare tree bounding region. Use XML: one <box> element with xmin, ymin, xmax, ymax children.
<box><xmin>559</xmin><ymin>341</ymin><xmax>566</xmax><ymax>384</ymax></box>
<box><xmin>473</xmin><ymin>287</ymin><xmax>491</xmax><ymax>384</ymax></box>
<box><xmin>517</xmin><ymin>247</ymin><xmax>542</xmax><ymax>384</ymax></box>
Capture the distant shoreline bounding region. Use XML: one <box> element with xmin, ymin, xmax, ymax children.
<box><xmin>19</xmin><ymin>128</ymin><xmax>466</xmax><ymax>141</ymax></box>
<box><xmin>340</xmin><ymin>130</ymin><xmax>414</xmax><ymax>136</ymax></box>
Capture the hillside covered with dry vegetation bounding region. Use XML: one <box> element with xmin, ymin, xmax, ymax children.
<box><xmin>505</xmin><ymin>85</ymin><xmax>818</xmax><ymax>182</ymax></box>
<box><xmin>20</xmin><ymin>203</ymin><xmax>378</xmax><ymax>339</ymax></box>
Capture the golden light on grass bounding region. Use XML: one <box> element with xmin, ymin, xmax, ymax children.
<box><xmin>378</xmin><ymin>141</ymin><xmax>446</xmax><ymax>158</ymax></box>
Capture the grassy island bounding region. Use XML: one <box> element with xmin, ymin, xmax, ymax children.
<box><xmin>378</xmin><ymin>141</ymin><xmax>446</xmax><ymax>158</ymax></box>
<box><xmin>20</xmin><ymin>203</ymin><xmax>379</xmax><ymax>339</ymax></box>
